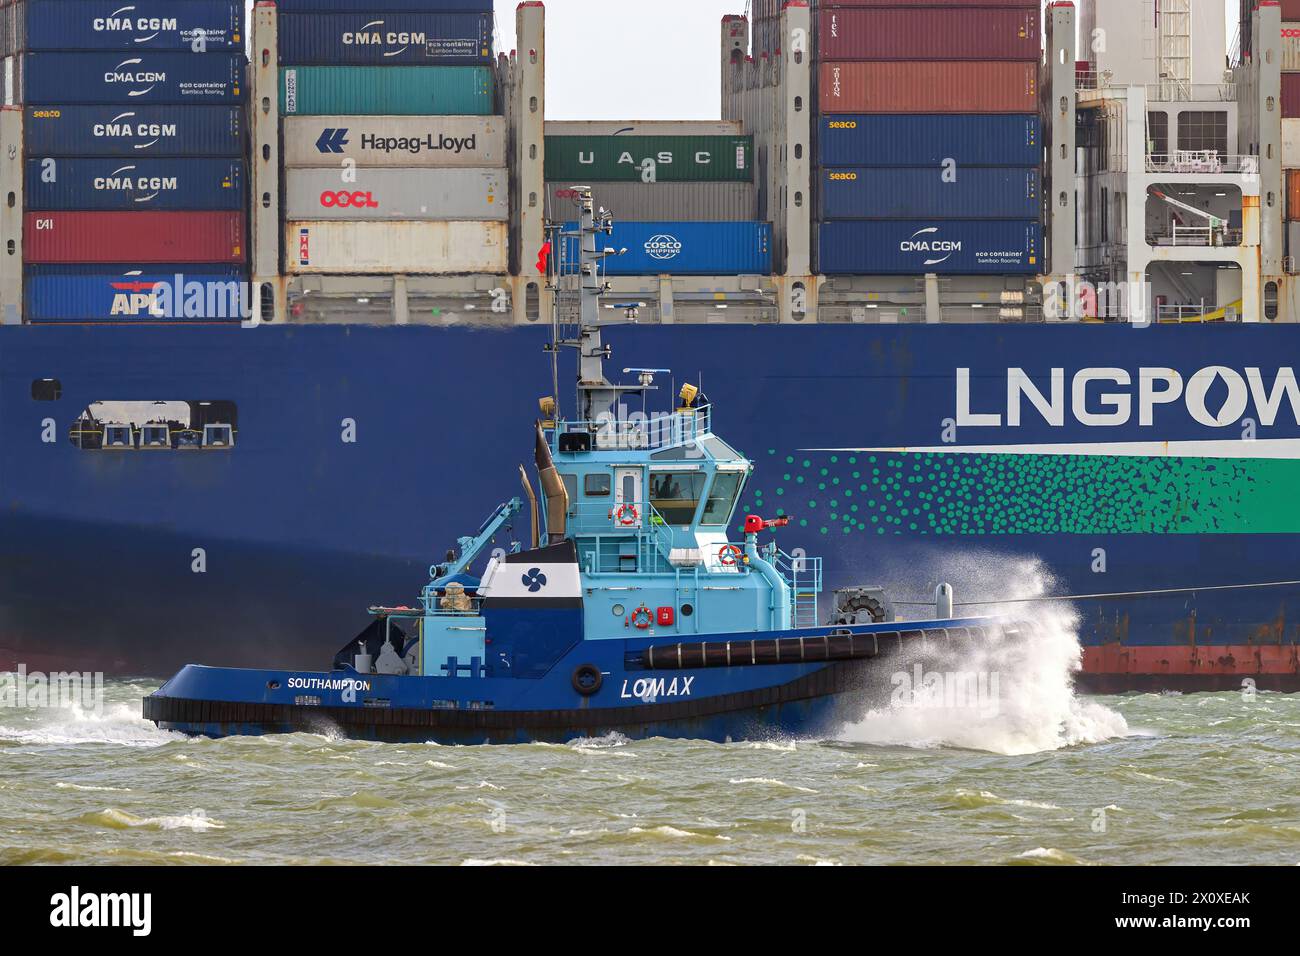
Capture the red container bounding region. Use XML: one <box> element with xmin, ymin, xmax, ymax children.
<box><xmin>1285</xmin><ymin>73</ymin><xmax>1300</xmax><ymax>119</ymax></box>
<box><xmin>1285</xmin><ymin>0</ymin><xmax>1300</xmax><ymax>23</ymax></box>
<box><xmin>819</xmin><ymin>8</ymin><xmax>1040</xmax><ymax>60</ymax></box>
<box><xmin>819</xmin><ymin>61</ymin><xmax>1038</xmax><ymax>114</ymax></box>
<box><xmin>24</xmin><ymin>211</ymin><xmax>245</xmax><ymax>264</ymax></box>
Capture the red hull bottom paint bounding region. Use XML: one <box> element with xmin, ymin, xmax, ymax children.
<box><xmin>1080</xmin><ymin>645</ymin><xmax>1300</xmax><ymax>692</ymax></box>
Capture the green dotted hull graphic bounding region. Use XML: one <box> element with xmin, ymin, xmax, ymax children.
<box><xmin>745</xmin><ymin>450</ymin><xmax>1300</xmax><ymax>536</ymax></box>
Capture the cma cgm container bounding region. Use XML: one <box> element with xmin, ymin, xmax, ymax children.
<box><xmin>819</xmin><ymin>62</ymin><xmax>1037</xmax><ymax>114</ymax></box>
<box><xmin>21</xmin><ymin>51</ymin><xmax>245</xmax><ymax>105</ymax></box>
<box><xmin>23</xmin><ymin>105</ymin><xmax>244</xmax><ymax>157</ymax></box>
<box><xmin>818</xmin><ymin>115</ymin><xmax>1040</xmax><ymax>167</ymax></box>
<box><xmin>817</xmin><ymin>220</ymin><xmax>1040</xmax><ymax>275</ymax></box>
<box><xmin>0</xmin><ymin>1</ymin><xmax>243</xmax><ymax>54</ymax></box>
<box><xmin>544</xmin><ymin>135</ymin><xmax>753</xmax><ymax>183</ymax></box>
<box><xmin>818</xmin><ymin>8</ymin><xmax>1039</xmax><ymax>61</ymax></box>
<box><xmin>280</xmin><ymin>66</ymin><xmax>492</xmax><ymax>116</ymax></box>
<box><xmin>25</xmin><ymin>211</ymin><xmax>246</xmax><ymax>263</ymax></box>
<box><xmin>544</xmin><ymin>182</ymin><xmax>757</xmax><ymax>222</ymax></box>
<box><xmin>282</xmin><ymin>115</ymin><xmax>504</xmax><ymax>168</ymax></box>
<box><xmin>274</xmin><ymin>0</ymin><xmax>491</xmax><ymax>10</ymax></box>
<box><xmin>278</xmin><ymin>13</ymin><xmax>492</xmax><ymax>65</ymax></box>
<box><xmin>25</xmin><ymin>158</ymin><xmax>245</xmax><ymax>211</ymax></box>
<box><xmin>24</xmin><ymin>264</ymin><xmax>247</xmax><ymax>323</ymax></box>
<box><xmin>286</xmin><ymin>220</ymin><xmax>507</xmax><ymax>274</ymax></box>
<box><xmin>285</xmin><ymin>167</ymin><xmax>506</xmax><ymax>221</ymax></box>
<box><xmin>560</xmin><ymin>221</ymin><xmax>772</xmax><ymax>275</ymax></box>
<box><xmin>820</xmin><ymin>168</ymin><xmax>1039</xmax><ymax>220</ymax></box>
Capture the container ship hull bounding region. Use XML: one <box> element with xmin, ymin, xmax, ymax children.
<box><xmin>3</xmin><ymin>322</ymin><xmax>1299</xmax><ymax>690</ymax></box>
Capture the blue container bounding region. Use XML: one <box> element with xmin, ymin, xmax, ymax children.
<box><xmin>25</xmin><ymin>158</ymin><xmax>245</xmax><ymax>211</ymax></box>
<box><xmin>21</xmin><ymin>51</ymin><xmax>245</xmax><ymax>104</ymax></box>
<box><xmin>817</xmin><ymin>220</ymin><xmax>1041</xmax><ymax>275</ymax></box>
<box><xmin>273</xmin><ymin>0</ymin><xmax>492</xmax><ymax>11</ymax></box>
<box><xmin>23</xmin><ymin>105</ymin><xmax>244</xmax><ymax>157</ymax></box>
<box><xmin>562</xmin><ymin>221</ymin><xmax>772</xmax><ymax>276</ymax></box>
<box><xmin>16</xmin><ymin>1</ymin><xmax>243</xmax><ymax>52</ymax></box>
<box><xmin>817</xmin><ymin>115</ymin><xmax>1042</xmax><ymax>168</ymax></box>
<box><xmin>821</xmin><ymin>168</ymin><xmax>1040</xmax><ymax>220</ymax></box>
<box><xmin>278</xmin><ymin>12</ymin><xmax>493</xmax><ymax>65</ymax></box>
<box><xmin>24</xmin><ymin>265</ymin><xmax>248</xmax><ymax>322</ymax></box>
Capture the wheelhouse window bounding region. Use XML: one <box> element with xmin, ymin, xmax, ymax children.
<box><xmin>649</xmin><ymin>470</ymin><xmax>707</xmax><ymax>525</ymax></box>
<box><xmin>584</xmin><ymin>473</ymin><xmax>611</xmax><ymax>497</ymax></box>
<box><xmin>561</xmin><ymin>474</ymin><xmax>578</xmax><ymax>515</ymax></box>
<box><xmin>700</xmin><ymin>472</ymin><xmax>744</xmax><ymax>526</ymax></box>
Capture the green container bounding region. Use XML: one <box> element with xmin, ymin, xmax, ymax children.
<box><xmin>544</xmin><ymin>135</ymin><xmax>754</xmax><ymax>183</ymax></box>
<box><xmin>279</xmin><ymin>66</ymin><xmax>494</xmax><ymax>116</ymax></box>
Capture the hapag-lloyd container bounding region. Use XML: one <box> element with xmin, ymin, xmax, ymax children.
<box><xmin>24</xmin><ymin>264</ymin><xmax>247</xmax><ymax>323</ymax></box>
<box><xmin>25</xmin><ymin>158</ymin><xmax>245</xmax><ymax>211</ymax></box>
<box><xmin>23</xmin><ymin>105</ymin><xmax>244</xmax><ymax>157</ymax></box>
<box><xmin>285</xmin><ymin>167</ymin><xmax>506</xmax><ymax>221</ymax></box>
<box><xmin>286</xmin><ymin>220</ymin><xmax>507</xmax><ymax>274</ymax></box>
<box><xmin>278</xmin><ymin>12</ymin><xmax>492</xmax><ymax>65</ymax></box>
<box><xmin>279</xmin><ymin>66</ymin><xmax>492</xmax><ymax>116</ymax></box>
<box><xmin>817</xmin><ymin>114</ymin><xmax>1041</xmax><ymax>167</ymax></box>
<box><xmin>818</xmin><ymin>8</ymin><xmax>1039</xmax><ymax>61</ymax></box>
<box><xmin>21</xmin><ymin>51</ymin><xmax>245</xmax><ymax>104</ymax></box>
<box><xmin>559</xmin><ymin>221</ymin><xmax>772</xmax><ymax>275</ymax></box>
<box><xmin>819</xmin><ymin>62</ymin><xmax>1038</xmax><ymax>114</ymax></box>
<box><xmin>817</xmin><ymin>220</ymin><xmax>1041</xmax><ymax>275</ymax></box>
<box><xmin>25</xmin><ymin>211</ymin><xmax>246</xmax><ymax>263</ymax></box>
<box><xmin>544</xmin><ymin>135</ymin><xmax>754</xmax><ymax>182</ymax></box>
<box><xmin>282</xmin><ymin>115</ymin><xmax>504</xmax><ymax>168</ymax></box>
<box><xmin>545</xmin><ymin>182</ymin><xmax>757</xmax><ymax>222</ymax></box>
<box><xmin>820</xmin><ymin>168</ymin><xmax>1040</xmax><ymax>220</ymax></box>
<box><xmin>0</xmin><ymin>1</ymin><xmax>243</xmax><ymax>54</ymax></box>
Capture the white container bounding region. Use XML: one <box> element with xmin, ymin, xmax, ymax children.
<box><xmin>282</xmin><ymin>115</ymin><xmax>505</xmax><ymax>168</ymax></box>
<box><xmin>285</xmin><ymin>167</ymin><xmax>507</xmax><ymax>221</ymax></box>
<box><xmin>544</xmin><ymin>181</ymin><xmax>756</xmax><ymax>222</ymax></box>
<box><xmin>285</xmin><ymin>220</ymin><xmax>507</xmax><ymax>274</ymax></box>
<box><xmin>1284</xmin><ymin>118</ymin><xmax>1300</xmax><ymax>168</ymax></box>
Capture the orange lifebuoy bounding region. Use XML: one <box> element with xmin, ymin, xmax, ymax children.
<box><xmin>630</xmin><ymin>605</ymin><xmax>654</xmax><ymax>629</ymax></box>
<box><xmin>718</xmin><ymin>544</ymin><xmax>744</xmax><ymax>567</ymax></box>
<box><xmin>613</xmin><ymin>503</ymin><xmax>640</xmax><ymax>526</ymax></box>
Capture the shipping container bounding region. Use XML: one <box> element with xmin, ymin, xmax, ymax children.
<box><xmin>273</xmin><ymin>0</ymin><xmax>492</xmax><ymax>10</ymax></box>
<box><xmin>1285</xmin><ymin>73</ymin><xmax>1300</xmax><ymax>119</ymax></box>
<box><xmin>24</xmin><ymin>210</ymin><xmax>246</xmax><ymax>263</ymax></box>
<box><xmin>25</xmin><ymin>157</ymin><xmax>245</xmax><ymax>211</ymax></box>
<box><xmin>818</xmin><ymin>8</ymin><xmax>1039</xmax><ymax>61</ymax></box>
<box><xmin>544</xmin><ymin>120</ymin><xmax>744</xmax><ymax>136</ymax></box>
<box><xmin>1283</xmin><ymin>22</ymin><xmax>1300</xmax><ymax>71</ymax></box>
<box><xmin>817</xmin><ymin>0</ymin><xmax>1039</xmax><ymax>6</ymax></box>
<box><xmin>24</xmin><ymin>264</ymin><xmax>247</xmax><ymax>322</ymax></box>
<box><xmin>545</xmin><ymin>182</ymin><xmax>757</xmax><ymax>222</ymax></box>
<box><xmin>1284</xmin><ymin>117</ymin><xmax>1300</xmax><ymax>168</ymax></box>
<box><xmin>1</xmin><ymin>1</ymin><xmax>242</xmax><ymax>55</ymax></box>
<box><xmin>285</xmin><ymin>167</ymin><xmax>506</xmax><ymax>221</ymax></box>
<box><xmin>819</xmin><ymin>61</ymin><xmax>1038</xmax><ymax>114</ymax></box>
<box><xmin>282</xmin><ymin>115</ymin><xmax>503</xmax><ymax>168</ymax></box>
<box><xmin>818</xmin><ymin>114</ymin><xmax>1041</xmax><ymax>167</ymax></box>
<box><xmin>559</xmin><ymin>221</ymin><xmax>772</xmax><ymax>276</ymax></box>
<box><xmin>4</xmin><ymin>51</ymin><xmax>20</xmax><ymax>105</ymax></box>
<box><xmin>21</xmin><ymin>51</ymin><xmax>245</xmax><ymax>105</ymax></box>
<box><xmin>23</xmin><ymin>104</ymin><xmax>243</xmax><ymax>157</ymax></box>
<box><xmin>1288</xmin><ymin>169</ymin><xmax>1300</xmax><ymax>221</ymax></box>
<box><xmin>286</xmin><ymin>220</ymin><xmax>507</xmax><ymax>274</ymax></box>
<box><xmin>544</xmin><ymin>135</ymin><xmax>753</xmax><ymax>182</ymax></box>
<box><xmin>279</xmin><ymin>66</ymin><xmax>492</xmax><ymax>116</ymax></box>
<box><xmin>817</xmin><ymin>220</ymin><xmax>1041</xmax><ymax>275</ymax></box>
<box><xmin>278</xmin><ymin>12</ymin><xmax>491</xmax><ymax>65</ymax></box>
<box><xmin>820</xmin><ymin>167</ymin><xmax>1039</xmax><ymax>220</ymax></box>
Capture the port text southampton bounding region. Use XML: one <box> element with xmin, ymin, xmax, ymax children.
<box><xmin>0</xmin><ymin>665</ymin><xmax>103</xmax><ymax>712</ymax></box>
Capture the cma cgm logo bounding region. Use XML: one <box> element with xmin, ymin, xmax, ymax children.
<box><xmin>644</xmin><ymin>235</ymin><xmax>682</xmax><ymax>261</ymax></box>
<box><xmin>901</xmin><ymin>227</ymin><xmax>961</xmax><ymax>267</ymax></box>
<box><xmin>342</xmin><ymin>20</ymin><xmax>426</xmax><ymax>56</ymax></box>
<box><xmin>94</xmin><ymin>15</ymin><xmax>178</xmax><ymax>43</ymax></box>
<box><xmin>104</xmin><ymin>59</ymin><xmax>164</xmax><ymax>97</ymax></box>
<box><xmin>319</xmin><ymin>191</ymin><xmax>378</xmax><ymax>208</ymax></box>
<box><xmin>957</xmin><ymin>367</ymin><xmax>1300</xmax><ymax>428</ymax></box>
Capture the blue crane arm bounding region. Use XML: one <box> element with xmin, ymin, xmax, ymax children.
<box><xmin>430</xmin><ymin>498</ymin><xmax>523</xmax><ymax>585</ymax></box>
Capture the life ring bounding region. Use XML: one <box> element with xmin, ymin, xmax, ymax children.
<box><xmin>630</xmin><ymin>605</ymin><xmax>654</xmax><ymax>630</ymax></box>
<box><xmin>613</xmin><ymin>503</ymin><xmax>640</xmax><ymax>526</ymax></box>
<box><xmin>572</xmin><ymin>664</ymin><xmax>603</xmax><ymax>696</ymax></box>
<box><xmin>718</xmin><ymin>544</ymin><xmax>744</xmax><ymax>567</ymax></box>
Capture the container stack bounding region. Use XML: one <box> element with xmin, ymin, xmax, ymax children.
<box><xmin>1281</xmin><ymin>0</ymin><xmax>1300</xmax><ymax>248</ymax></box>
<box><xmin>4</xmin><ymin>0</ymin><xmax>248</xmax><ymax>322</ymax></box>
<box><xmin>812</xmin><ymin>0</ymin><xmax>1044</xmax><ymax>276</ymax></box>
<box><xmin>277</xmin><ymin>0</ymin><xmax>507</xmax><ymax>275</ymax></box>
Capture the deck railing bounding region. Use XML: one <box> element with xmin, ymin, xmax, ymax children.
<box><xmin>552</xmin><ymin>405</ymin><xmax>712</xmax><ymax>453</ymax></box>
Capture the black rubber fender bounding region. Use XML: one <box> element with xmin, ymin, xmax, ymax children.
<box><xmin>571</xmin><ymin>664</ymin><xmax>604</xmax><ymax>696</ymax></box>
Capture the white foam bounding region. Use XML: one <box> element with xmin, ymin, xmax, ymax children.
<box><xmin>0</xmin><ymin>701</ymin><xmax>184</xmax><ymax>749</ymax></box>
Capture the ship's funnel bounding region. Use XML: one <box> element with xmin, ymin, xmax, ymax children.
<box><xmin>534</xmin><ymin>423</ymin><xmax>569</xmax><ymax>544</ymax></box>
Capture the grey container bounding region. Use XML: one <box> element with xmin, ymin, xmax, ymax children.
<box><xmin>285</xmin><ymin>167</ymin><xmax>507</xmax><ymax>221</ymax></box>
<box><xmin>544</xmin><ymin>182</ymin><xmax>756</xmax><ymax>222</ymax></box>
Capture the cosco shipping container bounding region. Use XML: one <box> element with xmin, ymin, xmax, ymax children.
<box><xmin>278</xmin><ymin>13</ymin><xmax>492</xmax><ymax>65</ymax></box>
<box><xmin>0</xmin><ymin>1</ymin><xmax>243</xmax><ymax>54</ymax></box>
<box><xmin>820</xmin><ymin>168</ymin><xmax>1039</xmax><ymax>220</ymax></box>
<box><xmin>544</xmin><ymin>182</ymin><xmax>757</xmax><ymax>222</ymax></box>
<box><xmin>817</xmin><ymin>220</ymin><xmax>1041</xmax><ymax>275</ymax></box>
<box><xmin>560</xmin><ymin>221</ymin><xmax>772</xmax><ymax>276</ymax></box>
<box><xmin>25</xmin><ymin>158</ymin><xmax>245</xmax><ymax>211</ymax></box>
<box><xmin>24</xmin><ymin>264</ymin><xmax>247</xmax><ymax>323</ymax></box>
<box><xmin>285</xmin><ymin>167</ymin><xmax>506</xmax><ymax>221</ymax></box>
<box><xmin>20</xmin><ymin>51</ymin><xmax>245</xmax><ymax>105</ymax></box>
<box><xmin>23</xmin><ymin>105</ymin><xmax>244</xmax><ymax>157</ymax></box>
<box><xmin>24</xmin><ymin>210</ymin><xmax>246</xmax><ymax>263</ymax></box>
<box><xmin>817</xmin><ymin>115</ymin><xmax>1040</xmax><ymax>167</ymax></box>
<box><xmin>544</xmin><ymin>135</ymin><xmax>753</xmax><ymax>182</ymax></box>
<box><xmin>282</xmin><ymin>115</ymin><xmax>504</xmax><ymax>168</ymax></box>
<box><xmin>280</xmin><ymin>66</ymin><xmax>492</xmax><ymax>116</ymax></box>
<box><xmin>287</xmin><ymin>221</ymin><xmax>507</xmax><ymax>274</ymax></box>
<box><xmin>818</xmin><ymin>8</ymin><xmax>1039</xmax><ymax>61</ymax></box>
<box><xmin>819</xmin><ymin>62</ymin><xmax>1038</xmax><ymax>114</ymax></box>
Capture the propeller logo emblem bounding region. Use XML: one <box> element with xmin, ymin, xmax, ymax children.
<box><xmin>521</xmin><ymin>568</ymin><xmax>547</xmax><ymax>593</ymax></box>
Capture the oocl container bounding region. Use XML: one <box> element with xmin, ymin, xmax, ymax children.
<box><xmin>817</xmin><ymin>114</ymin><xmax>1041</xmax><ymax>167</ymax></box>
<box><xmin>285</xmin><ymin>167</ymin><xmax>506</xmax><ymax>221</ymax></box>
<box><xmin>820</xmin><ymin>168</ymin><xmax>1040</xmax><ymax>220</ymax></box>
<box><xmin>818</xmin><ymin>8</ymin><xmax>1039</xmax><ymax>61</ymax></box>
<box><xmin>282</xmin><ymin>115</ymin><xmax>504</xmax><ymax>168</ymax></box>
<box><xmin>21</xmin><ymin>51</ymin><xmax>245</xmax><ymax>105</ymax></box>
<box><xmin>560</xmin><ymin>221</ymin><xmax>772</xmax><ymax>275</ymax></box>
<box><xmin>23</xmin><ymin>104</ymin><xmax>244</xmax><ymax>157</ymax></box>
<box><xmin>545</xmin><ymin>182</ymin><xmax>757</xmax><ymax>222</ymax></box>
<box><xmin>278</xmin><ymin>12</ymin><xmax>492</xmax><ymax>65</ymax></box>
<box><xmin>286</xmin><ymin>220</ymin><xmax>507</xmax><ymax>274</ymax></box>
<box><xmin>24</xmin><ymin>264</ymin><xmax>247</xmax><ymax>322</ymax></box>
<box><xmin>24</xmin><ymin>210</ymin><xmax>246</xmax><ymax>263</ymax></box>
<box><xmin>817</xmin><ymin>220</ymin><xmax>1041</xmax><ymax>275</ymax></box>
<box><xmin>25</xmin><ymin>158</ymin><xmax>246</xmax><ymax>211</ymax></box>
<box><xmin>279</xmin><ymin>66</ymin><xmax>492</xmax><ymax>116</ymax></box>
<box><xmin>544</xmin><ymin>135</ymin><xmax>754</xmax><ymax>183</ymax></box>
<box><xmin>1</xmin><ymin>1</ymin><xmax>243</xmax><ymax>54</ymax></box>
<box><xmin>819</xmin><ymin>61</ymin><xmax>1038</xmax><ymax>114</ymax></box>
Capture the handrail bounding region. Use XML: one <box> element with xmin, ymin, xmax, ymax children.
<box><xmin>551</xmin><ymin>405</ymin><xmax>712</xmax><ymax>452</ymax></box>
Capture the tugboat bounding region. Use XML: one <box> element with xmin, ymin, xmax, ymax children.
<box><xmin>144</xmin><ymin>190</ymin><xmax>1023</xmax><ymax>744</ymax></box>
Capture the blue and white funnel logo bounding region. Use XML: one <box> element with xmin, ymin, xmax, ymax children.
<box><xmin>900</xmin><ymin>226</ymin><xmax>962</xmax><ymax>267</ymax></box>
<box><xmin>521</xmin><ymin>568</ymin><xmax>548</xmax><ymax>592</ymax></box>
<box><xmin>645</xmin><ymin>234</ymin><xmax>682</xmax><ymax>261</ymax></box>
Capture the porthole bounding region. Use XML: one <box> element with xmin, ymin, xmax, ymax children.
<box><xmin>612</xmin><ymin>603</ymin><xmax>626</xmax><ymax>617</ymax></box>
<box><xmin>681</xmin><ymin>604</ymin><xmax>694</xmax><ymax>617</ymax></box>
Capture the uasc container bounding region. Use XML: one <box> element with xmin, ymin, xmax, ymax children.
<box><xmin>25</xmin><ymin>158</ymin><xmax>246</xmax><ymax>211</ymax></box>
<box><xmin>544</xmin><ymin>135</ymin><xmax>754</xmax><ymax>183</ymax></box>
<box><xmin>819</xmin><ymin>62</ymin><xmax>1038</xmax><ymax>114</ymax></box>
<box><xmin>545</xmin><ymin>182</ymin><xmax>757</xmax><ymax>222</ymax></box>
<box><xmin>285</xmin><ymin>167</ymin><xmax>506</xmax><ymax>221</ymax></box>
<box><xmin>817</xmin><ymin>220</ymin><xmax>1041</xmax><ymax>275</ymax></box>
<box><xmin>279</xmin><ymin>66</ymin><xmax>492</xmax><ymax>116</ymax></box>
<box><xmin>21</xmin><ymin>51</ymin><xmax>245</xmax><ymax>105</ymax></box>
<box><xmin>818</xmin><ymin>8</ymin><xmax>1039</xmax><ymax>61</ymax></box>
<box><xmin>286</xmin><ymin>220</ymin><xmax>507</xmax><ymax>274</ymax></box>
<box><xmin>282</xmin><ymin>115</ymin><xmax>504</xmax><ymax>168</ymax></box>
<box><xmin>24</xmin><ymin>210</ymin><xmax>246</xmax><ymax>263</ymax></box>
<box><xmin>1</xmin><ymin>1</ymin><xmax>243</xmax><ymax>54</ymax></box>
<box><xmin>24</xmin><ymin>264</ymin><xmax>247</xmax><ymax>323</ymax></box>
<box><xmin>278</xmin><ymin>12</ymin><xmax>492</xmax><ymax>65</ymax></box>
<box><xmin>560</xmin><ymin>221</ymin><xmax>772</xmax><ymax>275</ymax></box>
<box><xmin>817</xmin><ymin>114</ymin><xmax>1040</xmax><ymax>167</ymax></box>
<box><xmin>820</xmin><ymin>168</ymin><xmax>1040</xmax><ymax>220</ymax></box>
<box><xmin>23</xmin><ymin>104</ymin><xmax>244</xmax><ymax>157</ymax></box>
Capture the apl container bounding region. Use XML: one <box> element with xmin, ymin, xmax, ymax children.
<box><xmin>282</xmin><ymin>115</ymin><xmax>504</xmax><ymax>168</ymax></box>
<box><xmin>545</xmin><ymin>182</ymin><xmax>757</xmax><ymax>222</ymax></box>
<box><xmin>24</xmin><ymin>210</ymin><xmax>246</xmax><ymax>263</ymax></box>
<box><xmin>1</xmin><ymin>1</ymin><xmax>243</xmax><ymax>54</ymax></box>
<box><xmin>279</xmin><ymin>66</ymin><xmax>492</xmax><ymax>116</ymax></box>
<box><xmin>819</xmin><ymin>7</ymin><xmax>1038</xmax><ymax>61</ymax></box>
<box><xmin>23</xmin><ymin>104</ymin><xmax>244</xmax><ymax>157</ymax></box>
<box><xmin>560</xmin><ymin>221</ymin><xmax>772</xmax><ymax>275</ymax></box>
<box><xmin>21</xmin><ymin>51</ymin><xmax>245</xmax><ymax>104</ymax></box>
<box><xmin>286</xmin><ymin>220</ymin><xmax>507</xmax><ymax>274</ymax></box>
<box><xmin>25</xmin><ymin>158</ymin><xmax>245</xmax><ymax>210</ymax></box>
<box><xmin>817</xmin><ymin>114</ymin><xmax>1040</xmax><ymax>167</ymax></box>
<box><xmin>285</xmin><ymin>167</ymin><xmax>506</xmax><ymax>221</ymax></box>
<box><xmin>278</xmin><ymin>12</ymin><xmax>492</xmax><ymax>65</ymax></box>
<box><xmin>820</xmin><ymin>168</ymin><xmax>1040</xmax><ymax>220</ymax></box>
<box><xmin>24</xmin><ymin>264</ymin><xmax>247</xmax><ymax>322</ymax></box>
<box><xmin>817</xmin><ymin>220</ymin><xmax>1041</xmax><ymax>275</ymax></box>
<box><xmin>819</xmin><ymin>62</ymin><xmax>1038</xmax><ymax>114</ymax></box>
<box><xmin>544</xmin><ymin>135</ymin><xmax>754</xmax><ymax>183</ymax></box>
